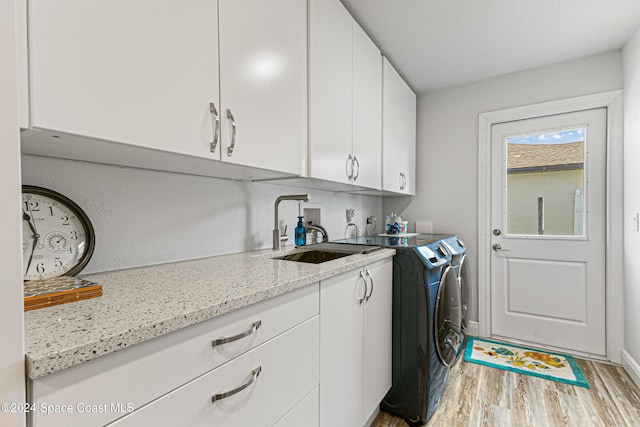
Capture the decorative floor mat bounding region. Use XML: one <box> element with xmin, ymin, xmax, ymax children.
<box><xmin>464</xmin><ymin>336</ymin><xmax>590</xmax><ymax>388</ymax></box>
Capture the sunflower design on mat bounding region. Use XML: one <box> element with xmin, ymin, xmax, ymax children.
<box><xmin>476</xmin><ymin>344</ymin><xmax>568</xmax><ymax>372</ymax></box>
<box><xmin>523</xmin><ymin>351</ymin><xmax>567</xmax><ymax>368</ymax></box>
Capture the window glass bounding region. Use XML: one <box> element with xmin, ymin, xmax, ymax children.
<box><xmin>505</xmin><ymin>129</ymin><xmax>585</xmax><ymax>236</ymax></box>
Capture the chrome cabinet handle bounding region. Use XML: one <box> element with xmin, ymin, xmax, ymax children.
<box><xmin>346</xmin><ymin>154</ymin><xmax>353</xmax><ymax>179</ymax></box>
<box><xmin>211</xmin><ymin>366</ymin><xmax>261</xmax><ymax>403</ymax></box>
<box><xmin>226</xmin><ymin>109</ymin><xmax>236</xmax><ymax>156</ymax></box>
<box><xmin>353</xmin><ymin>155</ymin><xmax>360</xmax><ymax>181</ymax></box>
<box><xmin>212</xmin><ymin>320</ymin><xmax>262</xmax><ymax>347</ymax></box>
<box><xmin>209</xmin><ymin>102</ymin><xmax>220</xmax><ymax>153</ymax></box>
<box><xmin>359</xmin><ymin>270</ymin><xmax>368</xmax><ymax>305</ymax></box>
<box><xmin>365</xmin><ymin>269</ymin><xmax>373</xmax><ymax>301</ymax></box>
<box><xmin>399</xmin><ymin>172</ymin><xmax>407</xmax><ymax>190</ymax></box>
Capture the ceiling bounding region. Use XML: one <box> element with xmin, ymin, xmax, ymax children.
<box><xmin>340</xmin><ymin>0</ymin><xmax>640</xmax><ymax>94</ymax></box>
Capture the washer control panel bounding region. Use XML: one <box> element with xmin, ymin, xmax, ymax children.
<box><xmin>415</xmin><ymin>242</ymin><xmax>450</xmax><ymax>268</ymax></box>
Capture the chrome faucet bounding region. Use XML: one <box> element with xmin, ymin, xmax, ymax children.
<box><xmin>307</xmin><ymin>222</ymin><xmax>329</xmax><ymax>243</ymax></box>
<box><xmin>273</xmin><ymin>194</ymin><xmax>310</xmax><ymax>250</ymax></box>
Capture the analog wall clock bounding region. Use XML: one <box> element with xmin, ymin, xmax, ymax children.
<box><xmin>22</xmin><ymin>186</ymin><xmax>95</xmax><ymax>281</ymax></box>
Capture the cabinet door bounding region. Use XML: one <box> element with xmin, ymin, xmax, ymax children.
<box><xmin>309</xmin><ymin>0</ymin><xmax>353</xmax><ymax>184</ymax></box>
<box><xmin>28</xmin><ymin>0</ymin><xmax>219</xmax><ymax>159</ymax></box>
<box><xmin>363</xmin><ymin>259</ymin><xmax>393</xmax><ymax>421</ymax></box>
<box><xmin>398</xmin><ymin>75</ymin><xmax>417</xmax><ymax>195</ymax></box>
<box><xmin>319</xmin><ymin>269</ymin><xmax>365</xmax><ymax>427</ymax></box>
<box><xmin>218</xmin><ymin>0</ymin><xmax>307</xmax><ymax>175</ymax></box>
<box><xmin>352</xmin><ymin>22</ymin><xmax>382</xmax><ymax>190</ymax></box>
<box><xmin>382</xmin><ymin>58</ymin><xmax>416</xmax><ymax>195</ymax></box>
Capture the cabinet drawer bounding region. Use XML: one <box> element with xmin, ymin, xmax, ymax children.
<box><xmin>29</xmin><ymin>284</ymin><xmax>319</xmax><ymax>427</ymax></box>
<box><xmin>110</xmin><ymin>316</ymin><xmax>319</xmax><ymax>427</ymax></box>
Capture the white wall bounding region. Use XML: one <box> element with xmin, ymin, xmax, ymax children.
<box><xmin>384</xmin><ymin>50</ymin><xmax>623</xmax><ymax>326</ymax></box>
<box><xmin>22</xmin><ymin>155</ymin><xmax>382</xmax><ymax>273</ymax></box>
<box><xmin>623</xmin><ymin>25</ymin><xmax>640</xmax><ymax>384</ymax></box>
<box><xmin>0</xmin><ymin>0</ymin><xmax>26</xmax><ymax>424</ymax></box>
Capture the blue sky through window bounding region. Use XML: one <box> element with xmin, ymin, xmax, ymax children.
<box><xmin>507</xmin><ymin>128</ymin><xmax>585</xmax><ymax>145</ymax></box>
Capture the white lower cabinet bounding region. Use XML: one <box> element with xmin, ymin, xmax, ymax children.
<box><xmin>28</xmin><ymin>257</ymin><xmax>395</xmax><ymax>427</ymax></box>
<box><xmin>363</xmin><ymin>262</ymin><xmax>394</xmax><ymax>419</ymax></box>
<box><xmin>110</xmin><ymin>317</ymin><xmax>319</xmax><ymax>427</ymax></box>
<box><xmin>319</xmin><ymin>259</ymin><xmax>393</xmax><ymax>427</ymax></box>
<box><xmin>28</xmin><ymin>284</ymin><xmax>319</xmax><ymax>427</ymax></box>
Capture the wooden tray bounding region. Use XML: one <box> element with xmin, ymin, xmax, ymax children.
<box><xmin>24</xmin><ymin>276</ymin><xmax>102</xmax><ymax>311</ymax></box>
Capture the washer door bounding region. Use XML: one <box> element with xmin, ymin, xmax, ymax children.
<box><xmin>458</xmin><ymin>253</ymin><xmax>471</xmax><ymax>331</ymax></box>
<box><xmin>434</xmin><ymin>266</ymin><xmax>463</xmax><ymax>366</ymax></box>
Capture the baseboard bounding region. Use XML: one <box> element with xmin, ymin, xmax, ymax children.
<box><xmin>622</xmin><ymin>349</ymin><xmax>640</xmax><ymax>389</ymax></box>
<box><xmin>465</xmin><ymin>321</ymin><xmax>479</xmax><ymax>337</ymax></box>
<box><xmin>364</xmin><ymin>407</ymin><xmax>380</xmax><ymax>427</ymax></box>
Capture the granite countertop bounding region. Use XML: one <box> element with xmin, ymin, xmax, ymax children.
<box><xmin>24</xmin><ymin>245</ymin><xmax>395</xmax><ymax>380</ymax></box>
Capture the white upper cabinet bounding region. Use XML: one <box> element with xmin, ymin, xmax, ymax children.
<box><xmin>218</xmin><ymin>0</ymin><xmax>307</xmax><ymax>175</ymax></box>
<box><xmin>28</xmin><ymin>0</ymin><xmax>219</xmax><ymax>159</ymax></box>
<box><xmin>382</xmin><ymin>58</ymin><xmax>416</xmax><ymax>195</ymax></box>
<box><xmin>309</xmin><ymin>0</ymin><xmax>353</xmax><ymax>185</ymax></box>
<box><xmin>308</xmin><ymin>0</ymin><xmax>382</xmax><ymax>190</ymax></box>
<box><xmin>352</xmin><ymin>22</ymin><xmax>382</xmax><ymax>190</ymax></box>
<box><xmin>24</xmin><ymin>0</ymin><xmax>414</xmax><ymax>192</ymax></box>
<box><xmin>25</xmin><ymin>0</ymin><xmax>306</xmax><ymax>177</ymax></box>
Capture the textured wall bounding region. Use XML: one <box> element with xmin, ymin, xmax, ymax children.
<box><xmin>22</xmin><ymin>155</ymin><xmax>382</xmax><ymax>274</ymax></box>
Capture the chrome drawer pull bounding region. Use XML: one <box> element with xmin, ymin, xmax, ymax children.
<box><xmin>211</xmin><ymin>366</ymin><xmax>262</xmax><ymax>403</ymax></box>
<box><xmin>212</xmin><ymin>320</ymin><xmax>262</xmax><ymax>347</ymax></box>
<box><xmin>209</xmin><ymin>102</ymin><xmax>220</xmax><ymax>153</ymax></box>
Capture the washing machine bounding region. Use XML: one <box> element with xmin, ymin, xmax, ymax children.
<box><xmin>440</xmin><ymin>235</ymin><xmax>471</xmax><ymax>332</ymax></box>
<box><xmin>332</xmin><ymin>234</ymin><xmax>463</xmax><ymax>424</ymax></box>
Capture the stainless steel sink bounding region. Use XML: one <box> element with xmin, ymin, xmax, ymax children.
<box><xmin>272</xmin><ymin>243</ymin><xmax>381</xmax><ymax>264</ymax></box>
<box><xmin>275</xmin><ymin>250</ymin><xmax>352</xmax><ymax>264</ymax></box>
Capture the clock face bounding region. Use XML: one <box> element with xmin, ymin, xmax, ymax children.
<box><xmin>22</xmin><ymin>186</ymin><xmax>95</xmax><ymax>281</ymax></box>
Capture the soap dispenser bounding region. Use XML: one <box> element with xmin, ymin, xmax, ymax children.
<box><xmin>295</xmin><ymin>216</ymin><xmax>307</xmax><ymax>246</ymax></box>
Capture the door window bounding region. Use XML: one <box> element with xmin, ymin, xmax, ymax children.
<box><xmin>505</xmin><ymin>128</ymin><xmax>586</xmax><ymax>237</ymax></box>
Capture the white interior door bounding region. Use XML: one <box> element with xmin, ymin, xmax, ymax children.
<box><xmin>490</xmin><ymin>108</ymin><xmax>606</xmax><ymax>357</ymax></box>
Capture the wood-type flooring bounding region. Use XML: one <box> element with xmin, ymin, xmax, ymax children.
<box><xmin>372</xmin><ymin>357</ymin><xmax>640</xmax><ymax>427</ymax></box>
